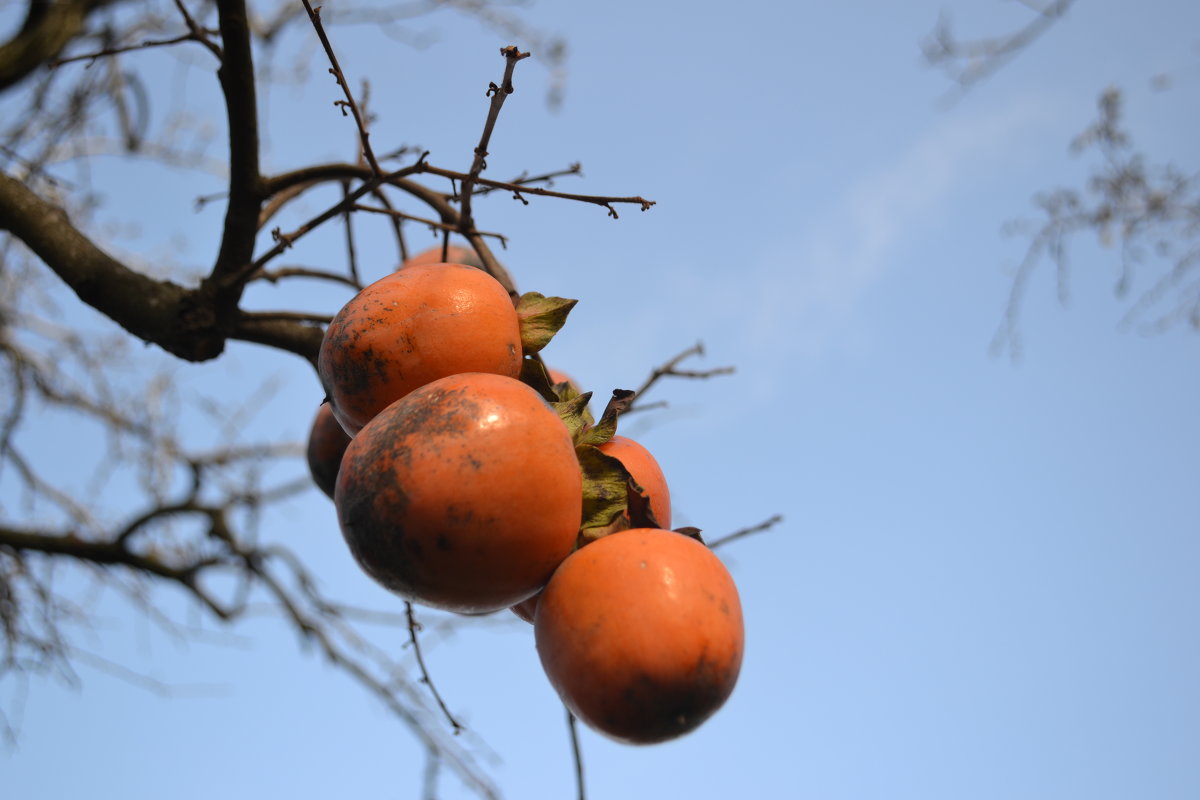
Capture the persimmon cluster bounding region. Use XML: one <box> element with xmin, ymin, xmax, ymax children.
<box><xmin>306</xmin><ymin>247</ymin><xmax>743</xmax><ymax>744</ymax></box>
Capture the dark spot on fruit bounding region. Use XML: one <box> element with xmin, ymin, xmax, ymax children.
<box><xmin>436</xmin><ymin>534</ymin><xmax>453</xmax><ymax>551</ymax></box>
<box><xmin>602</xmin><ymin>667</ymin><xmax>731</xmax><ymax>744</ymax></box>
<box><xmin>446</xmin><ymin>505</ymin><xmax>475</xmax><ymax>526</ymax></box>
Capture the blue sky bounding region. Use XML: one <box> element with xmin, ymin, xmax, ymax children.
<box><xmin>4</xmin><ymin>1</ymin><xmax>1199</xmax><ymax>798</ymax></box>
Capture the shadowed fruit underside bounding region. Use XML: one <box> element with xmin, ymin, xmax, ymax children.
<box><xmin>306</xmin><ymin>403</ymin><xmax>352</xmax><ymax>500</ymax></box>
<box><xmin>535</xmin><ymin>528</ymin><xmax>744</xmax><ymax>744</ymax></box>
<box><xmin>335</xmin><ymin>372</ymin><xmax>583</xmax><ymax>614</ymax></box>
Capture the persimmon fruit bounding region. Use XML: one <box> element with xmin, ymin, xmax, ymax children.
<box><xmin>305</xmin><ymin>402</ymin><xmax>351</xmax><ymax>500</ymax></box>
<box><xmin>545</xmin><ymin>367</ymin><xmax>578</xmax><ymax>391</ymax></box>
<box><xmin>402</xmin><ymin>243</ymin><xmax>485</xmax><ymax>270</ymax></box>
<box><xmin>510</xmin><ymin>434</ymin><xmax>672</xmax><ymax>624</ymax></box>
<box><xmin>535</xmin><ymin>528</ymin><xmax>743</xmax><ymax>744</ymax></box>
<box><xmin>597</xmin><ymin>435</ymin><xmax>671</xmax><ymax>528</ymax></box>
<box><xmin>335</xmin><ymin>372</ymin><xmax>583</xmax><ymax>614</ymax></box>
<box><xmin>318</xmin><ymin>263</ymin><xmax>522</xmax><ymax>435</ymax></box>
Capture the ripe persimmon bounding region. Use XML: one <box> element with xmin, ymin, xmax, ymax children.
<box><xmin>318</xmin><ymin>263</ymin><xmax>522</xmax><ymax>434</ymax></box>
<box><xmin>534</xmin><ymin>528</ymin><xmax>743</xmax><ymax>744</ymax></box>
<box><xmin>401</xmin><ymin>243</ymin><xmax>484</xmax><ymax>270</ymax></box>
<box><xmin>335</xmin><ymin>372</ymin><xmax>583</xmax><ymax>614</ymax></box>
<box><xmin>305</xmin><ymin>402</ymin><xmax>351</xmax><ymax>500</ymax></box>
<box><xmin>545</xmin><ymin>367</ymin><xmax>579</xmax><ymax>391</ymax></box>
<box><xmin>597</xmin><ymin>435</ymin><xmax>671</xmax><ymax>528</ymax></box>
<box><xmin>511</xmin><ymin>437</ymin><xmax>670</xmax><ymax>625</ymax></box>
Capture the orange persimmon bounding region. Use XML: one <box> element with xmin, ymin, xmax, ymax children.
<box><xmin>535</xmin><ymin>528</ymin><xmax>743</xmax><ymax>744</ymax></box>
<box><xmin>335</xmin><ymin>372</ymin><xmax>582</xmax><ymax>614</ymax></box>
<box><xmin>318</xmin><ymin>263</ymin><xmax>521</xmax><ymax>434</ymax></box>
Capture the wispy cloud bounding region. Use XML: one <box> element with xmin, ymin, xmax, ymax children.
<box><xmin>738</xmin><ymin>94</ymin><xmax>1057</xmax><ymax>361</ymax></box>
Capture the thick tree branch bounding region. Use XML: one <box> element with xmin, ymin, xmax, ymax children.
<box><xmin>0</xmin><ymin>173</ymin><xmax>322</xmax><ymax>364</ymax></box>
<box><xmin>233</xmin><ymin>313</ymin><xmax>323</xmax><ymax>363</ymax></box>
<box><xmin>210</xmin><ymin>0</ymin><xmax>264</xmax><ymax>290</ymax></box>
<box><xmin>0</xmin><ymin>172</ymin><xmax>219</xmax><ymax>359</ymax></box>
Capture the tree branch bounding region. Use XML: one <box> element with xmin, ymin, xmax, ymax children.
<box><xmin>209</xmin><ymin>0</ymin><xmax>264</xmax><ymax>291</ymax></box>
<box><xmin>0</xmin><ymin>172</ymin><xmax>219</xmax><ymax>360</ymax></box>
<box><xmin>0</xmin><ymin>0</ymin><xmax>116</xmax><ymax>92</ymax></box>
<box><xmin>0</xmin><ymin>173</ymin><xmax>323</xmax><ymax>364</ymax></box>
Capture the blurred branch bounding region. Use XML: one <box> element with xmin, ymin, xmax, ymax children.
<box><xmin>0</xmin><ymin>315</ymin><xmax>498</xmax><ymax>794</ymax></box>
<box><xmin>921</xmin><ymin>0</ymin><xmax>1075</xmax><ymax>97</ymax></box>
<box><xmin>0</xmin><ymin>0</ymin><xmax>121</xmax><ymax>91</ymax></box>
<box><xmin>48</xmin><ymin>0</ymin><xmax>223</xmax><ymax>67</ymax></box>
<box><xmin>992</xmin><ymin>88</ymin><xmax>1200</xmax><ymax>357</ymax></box>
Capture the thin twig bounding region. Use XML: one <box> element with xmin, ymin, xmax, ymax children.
<box><xmin>473</xmin><ymin>162</ymin><xmax>583</xmax><ymax>197</ymax></box>
<box><xmin>239</xmin><ymin>311</ymin><xmax>333</xmax><ymax>324</ymax></box>
<box><xmin>630</xmin><ymin>342</ymin><xmax>735</xmax><ymax>410</ymax></box>
<box><xmin>238</xmin><ymin>159</ymin><xmax>430</xmax><ymax>283</ymax></box>
<box><xmin>708</xmin><ymin>514</ymin><xmax>784</xmax><ymax>550</ymax></box>
<box><xmin>340</xmin><ymin>180</ymin><xmax>362</xmax><ymax>286</ymax></box>
<box><xmin>405</xmin><ymin>601</ymin><xmax>464</xmax><ymax>734</ymax></box>
<box><xmin>567</xmin><ymin>708</ymin><xmax>586</xmax><ymax>800</ymax></box>
<box><xmin>427</xmin><ymin>163</ymin><xmax>654</xmax><ymax>219</ymax></box>
<box><xmin>460</xmin><ymin>46</ymin><xmax>531</xmax><ymax>233</ymax></box>
<box><xmin>251</xmin><ymin>266</ymin><xmax>362</xmax><ymax>289</ymax></box>
<box><xmin>367</xmin><ymin>184</ymin><xmax>409</xmax><ymax>264</ymax></box>
<box><xmin>301</xmin><ymin>0</ymin><xmax>383</xmax><ymax>176</ymax></box>
<box><xmin>352</xmin><ymin>204</ymin><xmax>509</xmax><ymax>246</ymax></box>
<box><xmin>51</xmin><ymin>33</ymin><xmax>215</xmax><ymax>67</ymax></box>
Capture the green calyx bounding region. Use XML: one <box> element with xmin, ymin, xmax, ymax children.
<box><xmin>516</xmin><ymin>292</ymin><xmax>577</xmax><ymax>355</ymax></box>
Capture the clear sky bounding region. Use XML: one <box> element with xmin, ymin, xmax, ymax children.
<box><xmin>4</xmin><ymin>1</ymin><xmax>1199</xmax><ymax>798</ymax></box>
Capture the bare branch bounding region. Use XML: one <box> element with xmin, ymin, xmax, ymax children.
<box><xmin>251</xmin><ymin>265</ymin><xmax>362</xmax><ymax>289</ymax></box>
<box><xmin>210</xmin><ymin>0</ymin><xmax>265</xmax><ymax>288</ymax></box>
<box><xmin>0</xmin><ymin>0</ymin><xmax>115</xmax><ymax>91</ymax></box>
<box><xmin>425</xmin><ymin>163</ymin><xmax>655</xmax><ymax>219</ymax></box>
<box><xmin>0</xmin><ymin>172</ymin><xmax>218</xmax><ymax>361</ymax></box>
<box><xmin>567</xmin><ymin>709</ymin><xmax>587</xmax><ymax>800</ymax></box>
<box><xmin>708</xmin><ymin>515</ymin><xmax>785</xmax><ymax>550</ymax></box>
<box><xmin>629</xmin><ymin>342</ymin><xmax>735</xmax><ymax>412</ymax></box>
<box><xmin>300</xmin><ymin>0</ymin><xmax>383</xmax><ymax>176</ymax></box>
<box><xmin>992</xmin><ymin>88</ymin><xmax>1200</xmax><ymax>356</ymax></box>
<box><xmin>922</xmin><ymin>0</ymin><xmax>1076</xmax><ymax>97</ymax></box>
<box><xmin>405</xmin><ymin>602</ymin><xmax>463</xmax><ymax>734</ymax></box>
<box><xmin>460</xmin><ymin>45</ymin><xmax>531</xmax><ymax>231</ymax></box>
<box><xmin>352</xmin><ymin>203</ymin><xmax>509</xmax><ymax>248</ymax></box>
